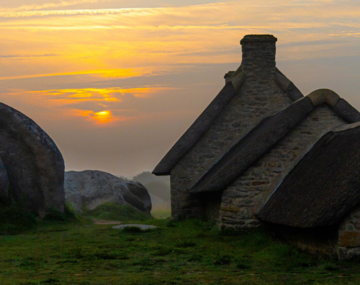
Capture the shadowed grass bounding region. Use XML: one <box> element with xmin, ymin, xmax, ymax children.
<box><xmin>1</xmin><ymin>218</ymin><xmax>360</xmax><ymax>284</ymax></box>
<box><xmin>0</xmin><ymin>203</ymin><xmax>37</xmax><ymax>234</ymax></box>
<box><xmin>0</xmin><ymin>202</ymin><xmax>80</xmax><ymax>234</ymax></box>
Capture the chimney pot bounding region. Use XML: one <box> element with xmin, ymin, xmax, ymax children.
<box><xmin>240</xmin><ymin>34</ymin><xmax>277</xmax><ymax>45</ymax></box>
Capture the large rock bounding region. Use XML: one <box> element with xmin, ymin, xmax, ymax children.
<box><xmin>64</xmin><ymin>170</ymin><xmax>152</xmax><ymax>216</ymax></box>
<box><xmin>0</xmin><ymin>158</ymin><xmax>9</xmax><ymax>202</ymax></box>
<box><xmin>0</xmin><ymin>103</ymin><xmax>64</xmax><ymax>217</ymax></box>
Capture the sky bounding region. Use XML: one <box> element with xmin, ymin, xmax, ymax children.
<box><xmin>0</xmin><ymin>0</ymin><xmax>359</xmax><ymax>177</ymax></box>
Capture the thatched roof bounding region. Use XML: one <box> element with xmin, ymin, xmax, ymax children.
<box><xmin>152</xmin><ymin>68</ymin><xmax>301</xmax><ymax>176</ymax></box>
<box><xmin>189</xmin><ymin>89</ymin><xmax>360</xmax><ymax>193</ymax></box>
<box><xmin>257</xmin><ymin>122</ymin><xmax>360</xmax><ymax>228</ymax></box>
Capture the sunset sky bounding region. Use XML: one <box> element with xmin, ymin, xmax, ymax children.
<box><xmin>0</xmin><ymin>0</ymin><xmax>359</xmax><ymax>176</ymax></box>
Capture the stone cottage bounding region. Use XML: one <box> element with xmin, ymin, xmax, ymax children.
<box><xmin>153</xmin><ymin>34</ymin><xmax>360</xmax><ymax>259</ymax></box>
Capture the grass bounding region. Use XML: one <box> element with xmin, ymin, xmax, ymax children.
<box><xmin>0</xmin><ymin>202</ymin><xmax>79</xmax><ymax>235</ymax></box>
<box><xmin>1</xmin><ymin>218</ymin><xmax>360</xmax><ymax>284</ymax></box>
<box><xmin>151</xmin><ymin>208</ymin><xmax>171</xmax><ymax>219</ymax></box>
<box><xmin>83</xmin><ymin>202</ymin><xmax>150</xmax><ymax>221</ymax></box>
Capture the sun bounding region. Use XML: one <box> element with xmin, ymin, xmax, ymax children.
<box><xmin>93</xmin><ymin>110</ymin><xmax>112</xmax><ymax>123</ymax></box>
<box><xmin>96</xmin><ymin>111</ymin><xmax>110</xmax><ymax>116</ymax></box>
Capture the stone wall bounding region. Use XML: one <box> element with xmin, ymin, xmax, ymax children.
<box><xmin>337</xmin><ymin>205</ymin><xmax>360</xmax><ymax>260</ymax></box>
<box><xmin>170</xmin><ymin>36</ymin><xmax>293</xmax><ymax>220</ymax></box>
<box><xmin>218</xmin><ymin>105</ymin><xmax>346</xmax><ymax>228</ymax></box>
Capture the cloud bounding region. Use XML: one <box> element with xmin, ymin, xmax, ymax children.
<box><xmin>27</xmin><ymin>86</ymin><xmax>175</xmax><ymax>101</ymax></box>
<box><xmin>0</xmin><ymin>0</ymin><xmax>358</xmax><ymax>64</ymax></box>
<box><xmin>0</xmin><ymin>0</ymin><xmax>358</xmax><ymax>21</ymax></box>
<box><xmin>73</xmin><ymin>109</ymin><xmax>125</xmax><ymax>124</ymax></box>
<box><xmin>0</xmin><ymin>68</ymin><xmax>146</xmax><ymax>81</ymax></box>
<box><xmin>0</xmin><ymin>1</ymin><xmax>358</xmax><ymax>86</ymax></box>
<box><xmin>0</xmin><ymin>0</ymin><xmax>359</xmax><ymax>175</ymax></box>
<box><xmin>0</xmin><ymin>85</ymin><xmax>178</xmax><ymax>127</ymax></box>
<box><xmin>0</xmin><ymin>53</ymin><xmax>58</xmax><ymax>59</ymax></box>
<box><xmin>0</xmin><ymin>0</ymin><xmax>115</xmax><ymax>12</ymax></box>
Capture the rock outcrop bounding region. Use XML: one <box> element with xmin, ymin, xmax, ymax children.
<box><xmin>64</xmin><ymin>170</ymin><xmax>152</xmax><ymax>216</ymax></box>
<box><xmin>0</xmin><ymin>158</ymin><xmax>9</xmax><ymax>202</ymax></box>
<box><xmin>0</xmin><ymin>103</ymin><xmax>65</xmax><ymax>217</ymax></box>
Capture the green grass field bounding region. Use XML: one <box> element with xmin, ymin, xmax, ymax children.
<box><xmin>1</xmin><ymin>213</ymin><xmax>360</xmax><ymax>285</ymax></box>
<box><xmin>151</xmin><ymin>208</ymin><xmax>171</xmax><ymax>219</ymax></box>
<box><xmin>84</xmin><ymin>203</ymin><xmax>151</xmax><ymax>222</ymax></box>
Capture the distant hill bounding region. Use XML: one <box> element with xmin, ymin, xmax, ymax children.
<box><xmin>133</xmin><ymin>171</ymin><xmax>170</xmax><ymax>187</ymax></box>
<box><xmin>132</xmin><ymin>171</ymin><xmax>170</xmax><ymax>208</ymax></box>
<box><xmin>143</xmin><ymin>181</ymin><xmax>170</xmax><ymax>201</ymax></box>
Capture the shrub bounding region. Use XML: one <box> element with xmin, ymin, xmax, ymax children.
<box><xmin>84</xmin><ymin>202</ymin><xmax>149</xmax><ymax>222</ymax></box>
<box><xmin>64</xmin><ymin>203</ymin><xmax>78</xmax><ymax>221</ymax></box>
<box><xmin>43</xmin><ymin>204</ymin><xmax>79</xmax><ymax>222</ymax></box>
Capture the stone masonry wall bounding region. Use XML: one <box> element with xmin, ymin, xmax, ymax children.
<box><xmin>337</xmin><ymin>205</ymin><xmax>360</xmax><ymax>260</ymax></box>
<box><xmin>218</xmin><ymin>105</ymin><xmax>346</xmax><ymax>229</ymax></box>
<box><xmin>170</xmin><ymin>80</ymin><xmax>292</xmax><ymax>219</ymax></box>
<box><xmin>170</xmin><ymin>36</ymin><xmax>293</xmax><ymax>220</ymax></box>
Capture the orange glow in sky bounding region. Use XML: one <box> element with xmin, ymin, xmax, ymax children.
<box><xmin>0</xmin><ymin>0</ymin><xmax>359</xmax><ymax>175</ymax></box>
<box><xmin>76</xmin><ymin>109</ymin><xmax>115</xmax><ymax>124</ymax></box>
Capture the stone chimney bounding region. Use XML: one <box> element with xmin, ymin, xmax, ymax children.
<box><xmin>240</xmin><ymin>34</ymin><xmax>277</xmax><ymax>82</ymax></box>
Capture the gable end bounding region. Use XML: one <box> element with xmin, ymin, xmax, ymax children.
<box><xmin>152</xmin><ymin>72</ymin><xmax>245</xmax><ymax>175</ymax></box>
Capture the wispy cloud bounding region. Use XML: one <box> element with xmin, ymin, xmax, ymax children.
<box><xmin>0</xmin><ymin>0</ymin><xmax>359</xmax><ymax>20</ymax></box>
<box><xmin>1</xmin><ymin>86</ymin><xmax>177</xmax><ymax>125</ymax></box>
<box><xmin>34</xmin><ymin>87</ymin><xmax>122</xmax><ymax>102</ymax></box>
<box><xmin>0</xmin><ymin>0</ymin><xmax>116</xmax><ymax>12</ymax></box>
<box><xmin>0</xmin><ymin>0</ymin><xmax>358</xmax><ymax>96</ymax></box>
<box><xmin>0</xmin><ymin>0</ymin><xmax>359</xmax><ymax>122</ymax></box>
<box><xmin>0</xmin><ymin>8</ymin><xmax>117</xmax><ymax>18</ymax></box>
<box><xmin>0</xmin><ymin>68</ymin><xmax>146</xmax><ymax>80</ymax></box>
<box><xmin>73</xmin><ymin>109</ymin><xmax>124</xmax><ymax>124</ymax></box>
<box><xmin>33</xmin><ymin>86</ymin><xmax>175</xmax><ymax>100</ymax></box>
<box><xmin>0</xmin><ymin>0</ymin><xmax>358</xmax><ymax>175</ymax></box>
<box><xmin>0</xmin><ymin>53</ymin><xmax>58</xmax><ymax>59</ymax></box>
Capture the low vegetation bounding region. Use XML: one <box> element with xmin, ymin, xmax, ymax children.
<box><xmin>1</xmin><ymin>211</ymin><xmax>360</xmax><ymax>284</ymax></box>
<box><xmin>151</xmin><ymin>208</ymin><xmax>171</xmax><ymax>219</ymax></box>
<box><xmin>0</xmin><ymin>202</ymin><xmax>78</xmax><ymax>235</ymax></box>
<box><xmin>0</xmin><ymin>202</ymin><xmax>37</xmax><ymax>234</ymax></box>
<box><xmin>83</xmin><ymin>202</ymin><xmax>150</xmax><ymax>222</ymax></box>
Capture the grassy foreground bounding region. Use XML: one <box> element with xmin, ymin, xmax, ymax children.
<box><xmin>1</xmin><ymin>214</ymin><xmax>360</xmax><ymax>284</ymax></box>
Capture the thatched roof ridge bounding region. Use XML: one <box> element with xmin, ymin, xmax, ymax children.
<box><xmin>152</xmin><ymin>71</ymin><xmax>245</xmax><ymax>176</ymax></box>
<box><xmin>274</xmin><ymin>68</ymin><xmax>303</xmax><ymax>101</ymax></box>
